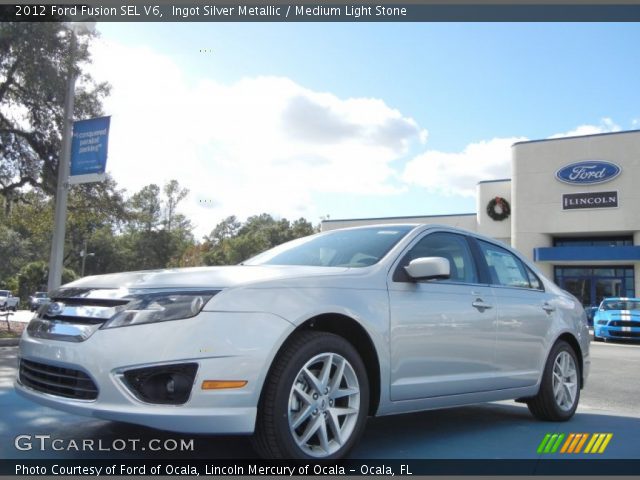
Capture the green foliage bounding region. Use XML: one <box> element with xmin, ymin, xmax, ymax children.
<box><xmin>0</xmin><ymin>22</ymin><xmax>110</xmax><ymax>205</ymax></box>
<box><xmin>202</xmin><ymin>214</ymin><xmax>315</xmax><ymax>266</ymax></box>
<box><xmin>11</xmin><ymin>260</ymin><xmax>77</xmax><ymax>304</ymax></box>
<box><xmin>0</xmin><ymin>26</ymin><xmax>322</xmax><ymax>290</ymax></box>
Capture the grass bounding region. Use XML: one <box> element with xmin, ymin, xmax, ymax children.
<box><xmin>0</xmin><ymin>330</ymin><xmax>20</xmax><ymax>339</ymax></box>
<box><xmin>0</xmin><ymin>320</ymin><xmax>24</xmax><ymax>338</ymax></box>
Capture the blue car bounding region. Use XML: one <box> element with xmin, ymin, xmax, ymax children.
<box><xmin>593</xmin><ymin>297</ymin><xmax>640</xmax><ymax>341</ymax></box>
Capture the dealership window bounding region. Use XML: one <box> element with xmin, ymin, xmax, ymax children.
<box><xmin>553</xmin><ymin>236</ymin><xmax>633</xmax><ymax>247</ymax></box>
<box><xmin>554</xmin><ymin>266</ymin><xmax>635</xmax><ymax>308</ymax></box>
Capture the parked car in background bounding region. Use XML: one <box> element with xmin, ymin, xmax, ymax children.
<box><xmin>16</xmin><ymin>225</ymin><xmax>590</xmax><ymax>459</ymax></box>
<box><xmin>0</xmin><ymin>290</ymin><xmax>19</xmax><ymax>311</ymax></box>
<box><xmin>585</xmin><ymin>306</ymin><xmax>598</xmax><ymax>327</ymax></box>
<box><xmin>28</xmin><ymin>292</ymin><xmax>50</xmax><ymax>312</ymax></box>
<box><xmin>593</xmin><ymin>297</ymin><xmax>640</xmax><ymax>342</ymax></box>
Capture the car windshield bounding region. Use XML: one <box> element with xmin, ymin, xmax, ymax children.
<box><xmin>35</xmin><ymin>293</ymin><xmax>48</xmax><ymax>298</ymax></box>
<box><xmin>601</xmin><ymin>299</ymin><xmax>640</xmax><ymax>311</ymax></box>
<box><xmin>0</xmin><ymin>290</ymin><xmax>9</xmax><ymax>296</ymax></box>
<box><xmin>244</xmin><ymin>226</ymin><xmax>414</xmax><ymax>268</ymax></box>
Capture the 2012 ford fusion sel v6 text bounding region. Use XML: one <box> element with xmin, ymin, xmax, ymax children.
<box><xmin>16</xmin><ymin>224</ymin><xmax>590</xmax><ymax>459</ymax></box>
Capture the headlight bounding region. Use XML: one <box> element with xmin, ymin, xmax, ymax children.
<box><xmin>101</xmin><ymin>290</ymin><xmax>219</xmax><ymax>329</ymax></box>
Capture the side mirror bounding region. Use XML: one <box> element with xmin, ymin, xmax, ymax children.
<box><xmin>405</xmin><ymin>257</ymin><xmax>450</xmax><ymax>281</ymax></box>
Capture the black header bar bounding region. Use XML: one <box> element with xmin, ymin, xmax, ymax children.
<box><xmin>5</xmin><ymin>3</ymin><xmax>640</xmax><ymax>22</ymax></box>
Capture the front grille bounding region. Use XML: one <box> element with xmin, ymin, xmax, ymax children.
<box><xmin>19</xmin><ymin>359</ymin><xmax>98</xmax><ymax>400</ymax></box>
<box><xmin>609</xmin><ymin>321</ymin><xmax>640</xmax><ymax>327</ymax></box>
<box><xmin>609</xmin><ymin>331</ymin><xmax>640</xmax><ymax>338</ymax></box>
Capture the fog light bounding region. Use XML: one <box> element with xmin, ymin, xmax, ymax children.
<box><xmin>123</xmin><ymin>363</ymin><xmax>198</xmax><ymax>405</ymax></box>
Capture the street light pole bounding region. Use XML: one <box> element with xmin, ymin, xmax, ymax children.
<box><xmin>46</xmin><ymin>22</ymin><xmax>96</xmax><ymax>291</ymax></box>
<box><xmin>80</xmin><ymin>239</ymin><xmax>95</xmax><ymax>277</ymax></box>
<box><xmin>47</xmin><ymin>29</ymin><xmax>77</xmax><ymax>292</ymax></box>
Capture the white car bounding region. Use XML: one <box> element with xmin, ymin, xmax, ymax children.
<box><xmin>0</xmin><ymin>290</ymin><xmax>19</xmax><ymax>311</ymax></box>
<box><xmin>16</xmin><ymin>224</ymin><xmax>590</xmax><ymax>459</ymax></box>
<box><xmin>28</xmin><ymin>292</ymin><xmax>50</xmax><ymax>312</ymax></box>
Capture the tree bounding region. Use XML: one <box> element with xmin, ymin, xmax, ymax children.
<box><xmin>13</xmin><ymin>260</ymin><xmax>77</xmax><ymax>303</ymax></box>
<box><xmin>127</xmin><ymin>184</ymin><xmax>162</xmax><ymax>233</ymax></box>
<box><xmin>0</xmin><ymin>22</ymin><xmax>110</xmax><ymax>210</ymax></box>
<box><xmin>163</xmin><ymin>179</ymin><xmax>188</xmax><ymax>232</ymax></box>
<box><xmin>203</xmin><ymin>214</ymin><xmax>315</xmax><ymax>266</ymax></box>
<box><xmin>121</xmin><ymin>180</ymin><xmax>195</xmax><ymax>270</ymax></box>
<box><xmin>0</xmin><ymin>224</ymin><xmax>33</xmax><ymax>287</ymax></box>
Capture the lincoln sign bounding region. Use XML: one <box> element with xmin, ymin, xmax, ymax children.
<box><xmin>555</xmin><ymin>160</ymin><xmax>621</xmax><ymax>185</ymax></box>
<box><xmin>562</xmin><ymin>191</ymin><xmax>618</xmax><ymax>210</ymax></box>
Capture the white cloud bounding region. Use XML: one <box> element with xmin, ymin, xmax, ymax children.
<box><xmin>547</xmin><ymin>117</ymin><xmax>621</xmax><ymax>139</ymax></box>
<box><xmin>88</xmin><ymin>39</ymin><xmax>426</xmax><ymax>237</ymax></box>
<box><xmin>402</xmin><ymin>137</ymin><xmax>526</xmax><ymax>197</ymax></box>
<box><xmin>402</xmin><ymin>118</ymin><xmax>624</xmax><ymax>198</ymax></box>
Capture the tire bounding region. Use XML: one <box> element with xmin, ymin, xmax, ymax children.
<box><xmin>527</xmin><ymin>340</ymin><xmax>580</xmax><ymax>421</ymax></box>
<box><xmin>252</xmin><ymin>330</ymin><xmax>369</xmax><ymax>459</ymax></box>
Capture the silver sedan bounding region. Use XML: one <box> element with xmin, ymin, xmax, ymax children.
<box><xmin>15</xmin><ymin>224</ymin><xmax>590</xmax><ymax>459</ymax></box>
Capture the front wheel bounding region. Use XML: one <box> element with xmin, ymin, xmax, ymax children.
<box><xmin>527</xmin><ymin>340</ymin><xmax>580</xmax><ymax>421</ymax></box>
<box><xmin>252</xmin><ymin>331</ymin><xmax>369</xmax><ymax>459</ymax></box>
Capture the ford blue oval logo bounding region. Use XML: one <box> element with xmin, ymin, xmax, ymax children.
<box><xmin>555</xmin><ymin>161</ymin><xmax>621</xmax><ymax>185</ymax></box>
<box><xmin>45</xmin><ymin>302</ymin><xmax>65</xmax><ymax>317</ymax></box>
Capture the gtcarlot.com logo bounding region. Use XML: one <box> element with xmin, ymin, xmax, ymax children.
<box><xmin>537</xmin><ymin>433</ymin><xmax>613</xmax><ymax>454</ymax></box>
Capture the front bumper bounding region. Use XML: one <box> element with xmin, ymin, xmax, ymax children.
<box><xmin>15</xmin><ymin>311</ymin><xmax>294</xmax><ymax>434</ymax></box>
<box><xmin>595</xmin><ymin>325</ymin><xmax>640</xmax><ymax>340</ymax></box>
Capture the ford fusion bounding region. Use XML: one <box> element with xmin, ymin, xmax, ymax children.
<box><xmin>593</xmin><ymin>297</ymin><xmax>640</xmax><ymax>341</ymax></box>
<box><xmin>16</xmin><ymin>225</ymin><xmax>590</xmax><ymax>459</ymax></box>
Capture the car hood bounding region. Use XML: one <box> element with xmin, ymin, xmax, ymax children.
<box><xmin>60</xmin><ymin>265</ymin><xmax>352</xmax><ymax>291</ymax></box>
<box><xmin>597</xmin><ymin>310</ymin><xmax>640</xmax><ymax>320</ymax></box>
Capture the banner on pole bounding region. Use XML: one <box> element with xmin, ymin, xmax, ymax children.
<box><xmin>69</xmin><ymin>116</ymin><xmax>110</xmax><ymax>185</ymax></box>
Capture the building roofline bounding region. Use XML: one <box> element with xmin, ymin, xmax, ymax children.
<box><xmin>478</xmin><ymin>178</ymin><xmax>511</xmax><ymax>184</ymax></box>
<box><xmin>512</xmin><ymin>129</ymin><xmax>640</xmax><ymax>147</ymax></box>
<box><xmin>321</xmin><ymin>213</ymin><xmax>476</xmax><ymax>223</ymax></box>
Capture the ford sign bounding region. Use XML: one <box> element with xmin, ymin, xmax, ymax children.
<box><xmin>555</xmin><ymin>161</ymin><xmax>621</xmax><ymax>185</ymax></box>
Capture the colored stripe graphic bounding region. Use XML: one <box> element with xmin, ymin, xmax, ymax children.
<box><xmin>598</xmin><ymin>434</ymin><xmax>613</xmax><ymax>453</ymax></box>
<box><xmin>537</xmin><ymin>434</ymin><xmax>551</xmax><ymax>454</ymax></box>
<box><xmin>575</xmin><ymin>433</ymin><xmax>588</xmax><ymax>453</ymax></box>
<box><xmin>560</xmin><ymin>433</ymin><xmax>575</xmax><ymax>453</ymax></box>
<box><xmin>540</xmin><ymin>433</ymin><xmax>613</xmax><ymax>454</ymax></box>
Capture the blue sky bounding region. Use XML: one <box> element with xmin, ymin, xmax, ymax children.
<box><xmin>92</xmin><ymin>22</ymin><xmax>640</xmax><ymax>235</ymax></box>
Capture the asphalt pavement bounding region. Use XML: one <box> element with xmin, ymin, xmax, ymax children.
<box><xmin>1</xmin><ymin>341</ymin><xmax>638</xmax><ymax>460</ymax></box>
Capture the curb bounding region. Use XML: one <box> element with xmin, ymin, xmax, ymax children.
<box><xmin>0</xmin><ymin>338</ymin><xmax>20</xmax><ymax>347</ymax></box>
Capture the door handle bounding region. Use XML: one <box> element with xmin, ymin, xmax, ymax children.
<box><xmin>542</xmin><ymin>302</ymin><xmax>555</xmax><ymax>314</ymax></box>
<box><xmin>472</xmin><ymin>298</ymin><xmax>493</xmax><ymax>311</ymax></box>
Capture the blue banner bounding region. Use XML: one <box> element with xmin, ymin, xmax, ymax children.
<box><xmin>69</xmin><ymin>116</ymin><xmax>110</xmax><ymax>183</ymax></box>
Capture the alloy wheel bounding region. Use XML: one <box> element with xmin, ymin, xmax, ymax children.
<box><xmin>552</xmin><ymin>350</ymin><xmax>578</xmax><ymax>411</ymax></box>
<box><xmin>287</xmin><ymin>352</ymin><xmax>360</xmax><ymax>457</ymax></box>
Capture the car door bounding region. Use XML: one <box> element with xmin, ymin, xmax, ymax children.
<box><xmin>388</xmin><ymin>231</ymin><xmax>497</xmax><ymax>401</ymax></box>
<box><xmin>474</xmin><ymin>239</ymin><xmax>551</xmax><ymax>389</ymax></box>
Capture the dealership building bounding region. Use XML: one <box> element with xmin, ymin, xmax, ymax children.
<box><xmin>322</xmin><ymin>130</ymin><xmax>640</xmax><ymax>308</ymax></box>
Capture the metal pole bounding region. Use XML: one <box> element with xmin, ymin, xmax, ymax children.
<box><xmin>81</xmin><ymin>239</ymin><xmax>87</xmax><ymax>277</ymax></box>
<box><xmin>47</xmin><ymin>30</ymin><xmax>78</xmax><ymax>292</ymax></box>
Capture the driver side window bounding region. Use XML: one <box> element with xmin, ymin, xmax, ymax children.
<box><xmin>395</xmin><ymin>232</ymin><xmax>478</xmax><ymax>283</ymax></box>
